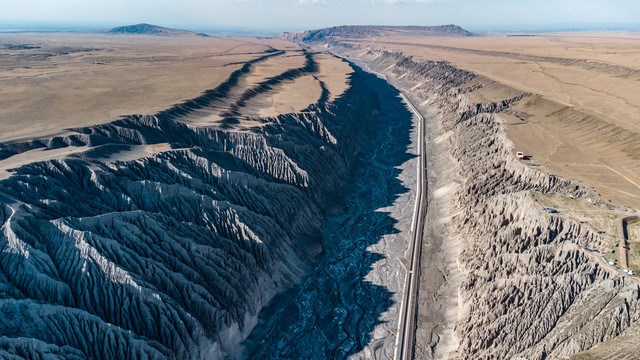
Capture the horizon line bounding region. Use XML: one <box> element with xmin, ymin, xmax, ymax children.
<box><xmin>1</xmin><ymin>22</ymin><xmax>639</xmax><ymax>36</ymax></box>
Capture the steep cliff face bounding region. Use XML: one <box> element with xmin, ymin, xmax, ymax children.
<box><xmin>0</xmin><ymin>63</ymin><xmax>381</xmax><ymax>359</ymax></box>
<box><xmin>321</xmin><ymin>43</ymin><xmax>640</xmax><ymax>359</ymax></box>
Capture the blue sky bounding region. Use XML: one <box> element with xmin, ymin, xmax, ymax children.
<box><xmin>1</xmin><ymin>0</ymin><xmax>639</xmax><ymax>33</ymax></box>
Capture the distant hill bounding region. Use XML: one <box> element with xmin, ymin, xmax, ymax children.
<box><xmin>106</xmin><ymin>23</ymin><xmax>208</xmax><ymax>37</ymax></box>
<box><xmin>279</xmin><ymin>24</ymin><xmax>474</xmax><ymax>43</ymax></box>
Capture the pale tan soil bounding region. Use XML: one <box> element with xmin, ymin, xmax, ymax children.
<box><xmin>178</xmin><ymin>49</ymin><xmax>313</xmax><ymax>125</ymax></box>
<box><xmin>0</xmin><ymin>32</ymin><xmax>344</xmax><ymax>140</ymax></box>
<box><xmin>313</xmin><ymin>52</ymin><xmax>352</xmax><ymax>101</ymax></box>
<box><xmin>0</xmin><ymin>33</ymin><xmax>278</xmax><ymax>142</ymax></box>
<box><xmin>0</xmin><ymin>143</ymin><xmax>176</xmax><ymax>180</ymax></box>
<box><xmin>341</xmin><ymin>33</ymin><xmax>640</xmax><ymax>210</ymax></box>
<box><xmin>629</xmin><ymin>220</ymin><xmax>640</xmax><ymax>241</ymax></box>
<box><xmin>173</xmin><ymin>49</ymin><xmax>334</xmax><ymax>126</ymax></box>
<box><xmin>244</xmin><ymin>51</ymin><xmax>307</xmax><ymax>85</ymax></box>
<box><xmin>234</xmin><ymin>51</ymin><xmax>319</xmax><ymax>119</ymax></box>
<box><xmin>533</xmin><ymin>189</ymin><xmax>640</xmax><ymax>273</ymax></box>
<box><xmin>531</xmin><ymin>192</ymin><xmax>624</xmax><ymax>241</ymax></box>
<box><xmin>254</xmin><ymin>52</ymin><xmax>352</xmax><ymax>117</ymax></box>
<box><xmin>0</xmin><ymin>145</ymin><xmax>90</xmax><ymax>179</ymax></box>
<box><xmin>569</xmin><ymin>320</ymin><xmax>640</xmax><ymax>360</ymax></box>
<box><xmin>257</xmin><ymin>75</ymin><xmax>322</xmax><ymax>117</ymax></box>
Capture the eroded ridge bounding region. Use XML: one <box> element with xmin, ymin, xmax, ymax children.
<box><xmin>155</xmin><ymin>49</ymin><xmax>327</xmax><ymax>128</ymax></box>
<box><xmin>239</xmin><ymin>64</ymin><xmax>416</xmax><ymax>360</ymax></box>
<box><xmin>0</xmin><ymin>53</ymin><xmax>382</xmax><ymax>359</ymax></box>
<box><xmin>323</xmin><ymin>44</ymin><xmax>640</xmax><ymax>359</ymax></box>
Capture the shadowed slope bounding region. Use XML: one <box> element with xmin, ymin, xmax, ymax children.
<box><xmin>0</xmin><ymin>53</ymin><xmax>387</xmax><ymax>359</ymax></box>
<box><xmin>241</xmin><ymin>65</ymin><xmax>415</xmax><ymax>359</ymax></box>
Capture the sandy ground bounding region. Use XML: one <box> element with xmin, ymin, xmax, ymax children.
<box><xmin>0</xmin><ymin>32</ymin><xmax>351</xmax><ymax>140</ymax></box>
<box><xmin>0</xmin><ymin>142</ymin><xmax>178</xmax><ymax>180</ymax></box>
<box><xmin>0</xmin><ymin>33</ymin><xmax>287</xmax><ymax>142</ymax></box>
<box><xmin>257</xmin><ymin>75</ymin><xmax>322</xmax><ymax>117</ymax></box>
<box><xmin>0</xmin><ymin>32</ymin><xmax>352</xmax><ymax>180</ymax></box>
<box><xmin>0</xmin><ymin>31</ymin><xmax>413</xmax><ymax>359</ymax></box>
<box><xmin>342</xmin><ymin>32</ymin><xmax>640</xmax><ymax>209</ymax></box>
<box><xmin>0</xmin><ymin>145</ymin><xmax>90</xmax><ymax>179</ymax></box>
<box><xmin>255</xmin><ymin>52</ymin><xmax>352</xmax><ymax>117</ymax></box>
<box><xmin>420</xmin><ymin>125</ymin><xmax>463</xmax><ymax>360</ymax></box>
<box><xmin>325</xmin><ymin>31</ymin><xmax>640</xmax><ymax>359</ymax></box>
<box><xmin>338</xmin><ymin>55</ymin><xmax>462</xmax><ymax>360</ymax></box>
<box><xmin>314</xmin><ymin>52</ymin><xmax>352</xmax><ymax>101</ymax></box>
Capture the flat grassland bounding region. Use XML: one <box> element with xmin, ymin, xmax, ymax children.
<box><xmin>345</xmin><ymin>32</ymin><xmax>640</xmax><ymax>209</ymax></box>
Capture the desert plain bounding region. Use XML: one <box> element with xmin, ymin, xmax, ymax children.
<box><xmin>340</xmin><ymin>32</ymin><xmax>640</xmax><ymax>210</ymax></box>
<box><xmin>0</xmin><ymin>32</ymin><xmax>350</xmax><ymax>142</ymax></box>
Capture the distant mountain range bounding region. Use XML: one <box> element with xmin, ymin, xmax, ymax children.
<box><xmin>106</xmin><ymin>23</ymin><xmax>208</xmax><ymax>37</ymax></box>
<box><xmin>279</xmin><ymin>24</ymin><xmax>474</xmax><ymax>43</ymax></box>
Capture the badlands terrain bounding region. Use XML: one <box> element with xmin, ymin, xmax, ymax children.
<box><xmin>1</xmin><ymin>23</ymin><xmax>640</xmax><ymax>360</ymax></box>
<box><xmin>284</xmin><ymin>25</ymin><xmax>640</xmax><ymax>359</ymax></box>
<box><xmin>0</xmin><ymin>28</ymin><xmax>415</xmax><ymax>359</ymax></box>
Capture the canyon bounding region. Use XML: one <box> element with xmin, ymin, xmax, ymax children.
<box><xmin>291</xmin><ymin>27</ymin><xmax>640</xmax><ymax>359</ymax></box>
<box><xmin>0</xmin><ymin>33</ymin><xmax>410</xmax><ymax>359</ymax></box>
<box><xmin>2</xmin><ymin>24</ymin><xmax>640</xmax><ymax>360</ymax></box>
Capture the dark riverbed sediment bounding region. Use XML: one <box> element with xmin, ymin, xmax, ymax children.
<box><xmin>0</xmin><ymin>52</ymin><xmax>403</xmax><ymax>359</ymax></box>
<box><xmin>239</xmin><ymin>65</ymin><xmax>418</xmax><ymax>360</ymax></box>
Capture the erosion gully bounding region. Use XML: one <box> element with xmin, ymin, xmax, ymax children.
<box><xmin>236</xmin><ymin>65</ymin><xmax>415</xmax><ymax>359</ymax></box>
